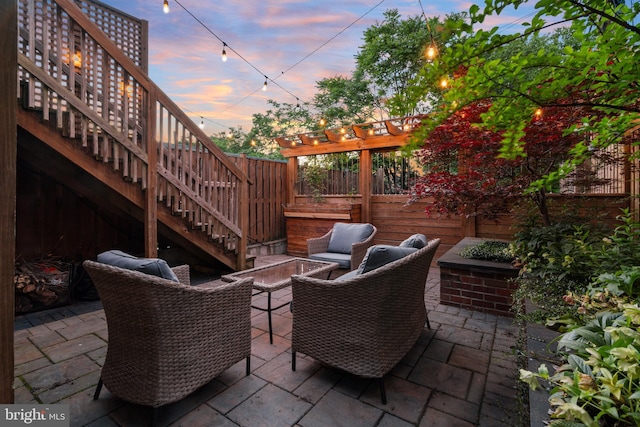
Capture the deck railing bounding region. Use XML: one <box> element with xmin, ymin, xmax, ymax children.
<box><xmin>17</xmin><ymin>0</ymin><xmax>249</xmax><ymax>268</ymax></box>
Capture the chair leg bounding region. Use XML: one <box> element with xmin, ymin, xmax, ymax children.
<box><xmin>246</xmin><ymin>356</ymin><xmax>251</xmax><ymax>376</ymax></box>
<box><xmin>426</xmin><ymin>313</ymin><xmax>431</xmax><ymax>330</ymax></box>
<box><xmin>292</xmin><ymin>351</ymin><xmax>296</xmax><ymax>371</ymax></box>
<box><xmin>93</xmin><ymin>378</ymin><xmax>103</xmax><ymax>400</ymax></box>
<box><xmin>378</xmin><ymin>378</ymin><xmax>387</xmax><ymax>404</ymax></box>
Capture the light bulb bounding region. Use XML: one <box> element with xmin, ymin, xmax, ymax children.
<box><xmin>251</xmin><ymin>140</ymin><xmax>256</xmax><ymax>146</ymax></box>
<box><xmin>426</xmin><ymin>45</ymin><xmax>436</xmax><ymax>60</ymax></box>
<box><xmin>440</xmin><ymin>78</ymin><xmax>448</xmax><ymax>89</ymax></box>
<box><xmin>222</xmin><ymin>43</ymin><xmax>227</xmax><ymax>62</ymax></box>
<box><xmin>163</xmin><ymin>0</ymin><xmax>169</xmax><ymax>13</ymax></box>
<box><xmin>199</xmin><ymin>117</ymin><xmax>204</xmax><ymax>129</ymax></box>
<box><xmin>262</xmin><ymin>78</ymin><xmax>268</xmax><ymax>91</ymax></box>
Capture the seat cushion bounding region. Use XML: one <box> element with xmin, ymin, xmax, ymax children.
<box><xmin>97</xmin><ymin>250</ymin><xmax>179</xmax><ymax>282</ymax></box>
<box><xmin>356</xmin><ymin>245</ymin><xmax>418</xmax><ymax>274</ymax></box>
<box><xmin>399</xmin><ymin>233</ymin><xmax>428</xmax><ymax>249</ymax></box>
<box><xmin>308</xmin><ymin>252</ymin><xmax>351</xmax><ymax>269</ymax></box>
<box><xmin>334</xmin><ymin>269</ymin><xmax>359</xmax><ymax>281</ymax></box>
<box><xmin>326</xmin><ymin>223</ymin><xmax>374</xmax><ymax>254</ymax></box>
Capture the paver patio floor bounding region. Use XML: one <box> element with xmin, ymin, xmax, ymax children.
<box><xmin>13</xmin><ymin>255</ymin><xmax>524</xmax><ymax>426</ymax></box>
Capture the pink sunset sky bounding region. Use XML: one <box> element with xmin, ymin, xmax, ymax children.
<box><xmin>103</xmin><ymin>0</ymin><xmax>536</xmax><ymax>133</ymax></box>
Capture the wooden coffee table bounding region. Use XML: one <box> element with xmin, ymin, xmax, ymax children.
<box><xmin>222</xmin><ymin>258</ymin><xmax>339</xmax><ymax>343</ymax></box>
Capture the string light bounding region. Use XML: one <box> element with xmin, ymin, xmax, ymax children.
<box><xmin>425</xmin><ymin>44</ymin><xmax>437</xmax><ymax>60</ymax></box>
<box><xmin>262</xmin><ymin>77</ymin><xmax>268</xmax><ymax>91</ymax></box>
<box><xmin>199</xmin><ymin>117</ymin><xmax>205</xmax><ymax>129</ymax></box>
<box><xmin>162</xmin><ymin>0</ymin><xmax>169</xmax><ymax>14</ymax></box>
<box><xmin>440</xmin><ymin>77</ymin><xmax>449</xmax><ymax>89</ymax></box>
<box><xmin>221</xmin><ymin>43</ymin><xmax>227</xmax><ymax>62</ymax></box>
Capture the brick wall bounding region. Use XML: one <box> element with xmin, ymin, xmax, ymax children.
<box><xmin>440</xmin><ymin>266</ymin><xmax>519</xmax><ymax>317</ymax></box>
<box><xmin>437</xmin><ymin>237</ymin><xmax>520</xmax><ymax>317</ymax></box>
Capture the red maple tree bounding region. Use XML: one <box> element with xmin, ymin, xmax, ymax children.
<box><xmin>409</xmin><ymin>100</ymin><xmax>608</xmax><ymax>225</ymax></box>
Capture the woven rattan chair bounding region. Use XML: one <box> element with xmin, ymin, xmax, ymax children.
<box><xmin>291</xmin><ymin>238</ymin><xmax>441</xmax><ymax>404</ymax></box>
<box><xmin>307</xmin><ymin>223</ymin><xmax>377</xmax><ymax>270</ymax></box>
<box><xmin>83</xmin><ymin>260</ymin><xmax>253</xmax><ymax>412</ymax></box>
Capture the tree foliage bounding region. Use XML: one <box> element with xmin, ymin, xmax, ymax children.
<box><xmin>400</xmin><ymin>0</ymin><xmax>640</xmax><ymax>190</ymax></box>
<box><xmin>410</xmin><ymin>99</ymin><xmax>603</xmax><ymax>225</ymax></box>
<box><xmin>248</xmin><ymin>9</ymin><xmax>465</xmax><ymax>143</ymax></box>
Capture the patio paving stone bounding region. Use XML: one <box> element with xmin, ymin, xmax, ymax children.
<box><xmin>41</xmin><ymin>334</ymin><xmax>107</xmax><ymax>363</ymax></box>
<box><xmin>298</xmin><ymin>389</ymin><xmax>383</xmax><ymax>427</ymax></box>
<box><xmin>22</xmin><ymin>354</ymin><xmax>100</xmax><ymax>395</ymax></box>
<box><xmin>226</xmin><ymin>383</ymin><xmax>312</xmax><ymax>426</ymax></box>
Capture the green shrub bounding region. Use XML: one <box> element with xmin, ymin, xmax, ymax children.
<box><xmin>520</xmin><ymin>306</ymin><xmax>640</xmax><ymax>426</ymax></box>
<box><xmin>517</xmin><ymin>210</ymin><xmax>640</xmax><ymax>426</ymax></box>
<box><xmin>458</xmin><ymin>240</ymin><xmax>515</xmax><ymax>263</ymax></box>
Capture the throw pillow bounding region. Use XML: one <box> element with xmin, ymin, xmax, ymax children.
<box><xmin>357</xmin><ymin>245</ymin><xmax>417</xmax><ymax>274</ymax></box>
<box><xmin>326</xmin><ymin>223</ymin><xmax>374</xmax><ymax>254</ymax></box>
<box><xmin>399</xmin><ymin>233</ymin><xmax>428</xmax><ymax>249</ymax></box>
<box><xmin>97</xmin><ymin>250</ymin><xmax>179</xmax><ymax>282</ymax></box>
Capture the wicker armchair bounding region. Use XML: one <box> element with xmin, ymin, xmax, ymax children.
<box><xmin>291</xmin><ymin>238</ymin><xmax>441</xmax><ymax>404</ymax></box>
<box><xmin>307</xmin><ymin>223</ymin><xmax>377</xmax><ymax>270</ymax></box>
<box><xmin>83</xmin><ymin>260</ymin><xmax>253</xmax><ymax>410</ymax></box>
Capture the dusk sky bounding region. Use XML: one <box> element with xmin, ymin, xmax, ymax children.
<box><xmin>102</xmin><ymin>0</ymin><xmax>536</xmax><ymax>134</ymax></box>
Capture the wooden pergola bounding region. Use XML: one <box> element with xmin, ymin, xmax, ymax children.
<box><xmin>276</xmin><ymin>115</ymin><xmax>425</xmax><ymax>223</ymax></box>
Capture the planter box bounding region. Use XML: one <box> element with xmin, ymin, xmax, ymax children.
<box><xmin>284</xmin><ymin>204</ymin><xmax>361</xmax><ymax>257</ymax></box>
<box><xmin>437</xmin><ymin>237</ymin><xmax>519</xmax><ymax>317</ymax></box>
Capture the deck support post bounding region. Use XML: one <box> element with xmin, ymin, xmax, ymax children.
<box><xmin>0</xmin><ymin>0</ymin><xmax>17</xmax><ymax>404</ymax></box>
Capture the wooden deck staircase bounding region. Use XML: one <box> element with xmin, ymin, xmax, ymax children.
<box><xmin>16</xmin><ymin>0</ymin><xmax>250</xmax><ymax>270</ymax></box>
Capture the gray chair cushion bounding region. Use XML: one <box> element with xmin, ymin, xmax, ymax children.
<box><xmin>399</xmin><ymin>233</ymin><xmax>428</xmax><ymax>249</ymax></box>
<box><xmin>308</xmin><ymin>252</ymin><xmax>351</xmax><ymax>269</ymax></box>
<box><xmin>334</xmin><ymin>269</ymin><xmax>359</xmax><ymax>281</ymax></box>
<box><xmin>97</xmin><ymin>250</ymin><xmax>179</xmax><ymax>282</ymax></box>
<box><xmin>326</xmin><ymin>223</ymin><xmax>375</xmax><ymax>254</ymax></box>
<box><xmin>356</xmin><ymin>245</ymin><xmax>418</xmax><ymax>274</ymax></box>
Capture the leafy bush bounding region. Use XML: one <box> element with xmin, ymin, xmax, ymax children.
<box><xmin>458</xmin><ymin>240</ymin><xmax>515</xmax><ymax>263</ymax></box>
<box><xmin>520</xmin><ymin>306</ymin><xmax>640</xmax><ymax>426</ymax></box>
<box><xmin>512</xmin><ymin>222</ymin><xmax>604</xmax><ymax>324</ymax></box>
<box><xmin>517</xmin><ymin>210</ymin><xmax>640</xmax><ymax>425</ymax></box>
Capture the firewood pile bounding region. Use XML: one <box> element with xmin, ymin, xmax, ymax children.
<box><xmin>15</xmin><ymin>259</ymin><xmax>72</xmax><ymax>314</ymax></box>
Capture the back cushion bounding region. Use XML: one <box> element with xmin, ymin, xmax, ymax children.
<box><xmin>357</xmin><ymin>245</ymin><xmax>417</xmax><ymax>274</ymax></box>
<box><xmin>399</xmin><ymin>233</ymin><xmax>428</xmax><ymax>249</ymax></box>
<box><xmin>97</xmin><ymin>250</ymin><xmax>179</xmax><ymax>282</ymax></box>
<box><xmin>326</xmin><ymin>223</ymin><xmax>374</xmax><ymax>254</ymax></box>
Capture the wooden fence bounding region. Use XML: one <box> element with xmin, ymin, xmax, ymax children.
<box><xmin>228</xmin><ymin>155</ymin><xmax>287</xmax><ymax>246</ymax></box>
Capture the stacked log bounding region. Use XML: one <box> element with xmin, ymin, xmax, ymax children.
<box><xmin>15</xmin><ymin>260</ymin><xmax>71</xmax><ymax>314</ymax></box>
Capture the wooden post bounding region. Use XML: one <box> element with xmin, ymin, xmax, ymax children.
<box><xmin>237</xmin><ymin>154</ymin><xmax>249</xmax><ymax>270</ymax></box>
<box><xmin>286</xmin><ymin>157</ymin><xmax>298</xmax><ymax>206</ymax></box>
<box><xmin>0</xmin><ymin>0</ymin><xmax>17</xmax><ymax>404</ymax></box>
<box><xmin>144</xmin><ymin>86</ymin><xmax>158</xmax><ymax>257</ymax></box>
<box><xmin>359</xmin><ymin>150</ymin><xmax>372</xmax><ymax>223</ymax></box>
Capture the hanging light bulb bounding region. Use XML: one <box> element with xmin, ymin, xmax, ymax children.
<box><xmin>262</xmin><ymin>77</ymin><xmax>268</xmax><ymax>91</ymax></box>
<box><xmin>250</xmin><ymin>140</ymin><xmax>256</xmax><ymax>146</ymax></box>
<box><xmin>221</xmin><ymin>43</ymin><xmax>227</xmax><ymax>62</ymax></box>
<box><xmin>199</xmin><ymin>117</ymin><xmax>205</xmax><ymax>129</ymax></box>
<box><xmin>319</xmin><ymin>118</ymin><xmax>326</xmax><ymax>127</ymax></box>
<box><xmin>440</xmin><ymin>77</ymin><xmax>449</xmax><ymax>89</ymax></box>
<box><xmin>163</xmin><ymin>0</ymin><xmax>169</xmax><ymax>13</ymax></box>
<box><xmin>426</xmin><ymin>44</ymin><xmax>437</xmax><ymax>60</ymax></box>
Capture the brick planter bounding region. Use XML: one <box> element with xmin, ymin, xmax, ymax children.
<box><xmin>437</xmin><ymin>237</ymin><xmax>520</xmax><ymax>317</ymax></box>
